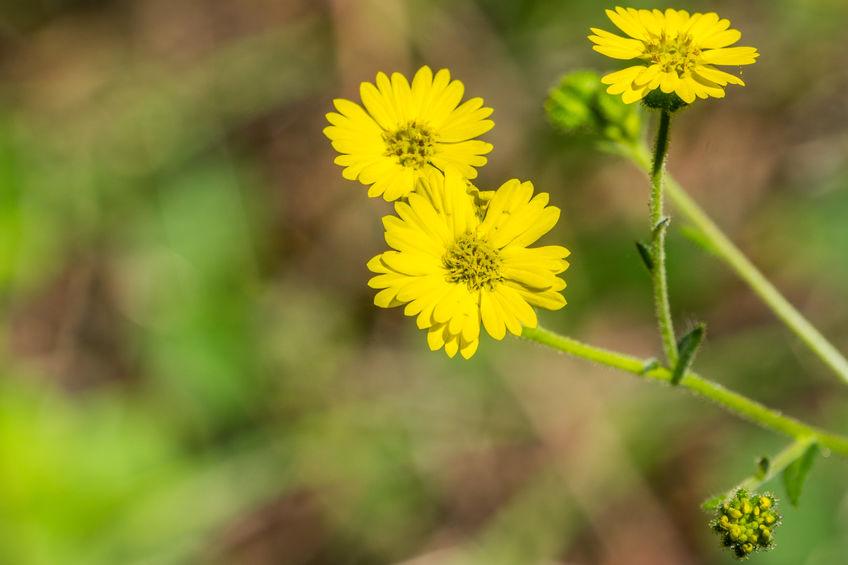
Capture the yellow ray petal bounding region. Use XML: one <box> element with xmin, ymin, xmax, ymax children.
<box><xmin>605</xmin><ymin>7</ymin><xmax>650</xmax><ymax>41</ymax></box>
<box><xmin>480</xmin><ymin>290</ymin><xmax>506</xmax><ymax>340</ymax></box>
<box><xmin>700</xmin><ymin>46</ymin><xmax>759</xmax><ymax>66</ymax></box>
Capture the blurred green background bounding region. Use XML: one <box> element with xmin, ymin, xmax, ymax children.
<box><xmin>0</xmin><ymin>0</ymin><xmax>846</xmax><ymax>563</ymax></box>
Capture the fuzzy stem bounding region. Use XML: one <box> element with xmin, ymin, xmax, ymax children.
<box><xmin>625</xmin><ymin>144</ymin><xmax>848</xmax><ymax>386</ymax></box>
<box><xmin>649</xmin><ymin>110</ymin><xmax>678</xmax><ymax>366</ymax></box>
<box><xmin>521</xmin><ymin>325</ymin><xmax>848</xmax><ymax>457</ymax></box>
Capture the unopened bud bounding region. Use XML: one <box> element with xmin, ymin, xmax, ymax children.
<box><xmin>711</xmin><ymin>489</ymin><xmax>781</xmax><ymax>559</ymax></box>
<box><xmin>545</xmin><ymin>70</ymin><xmax>642</xmax><ymax>145</ymax></box>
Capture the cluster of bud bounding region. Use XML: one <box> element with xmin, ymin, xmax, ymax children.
<box><xmin>712</xmin><ymin>489</ymin><xmax>780</xmax><ymax>559</ymax></box>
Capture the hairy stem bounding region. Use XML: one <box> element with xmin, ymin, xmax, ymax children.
<box><xmin>625</xmin><ymin>144</ymin><xmax>848</xmax><ymax>386</ymax></box>
<box><xmin>521</xmin><ymin>325</ymin><xmax>848</xmax><ymax>457</ymax></box>
<box><xmin>649</xmin><ymin>110</ymin><xmax>678</xmax><ymax>366</ymax></box>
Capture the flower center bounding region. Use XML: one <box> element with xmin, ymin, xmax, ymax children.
<box><xmin>643</xmin><ymin>33</ymin><xmax>701</xmax><ymax>75</ymax></box>
<box><xmin>443</xmin><ymin>233</ymin><xmax>502</xmax><ymax>291</ymax></box>
<box><xmin>383</xmin><ymin>122</ymin><xmax>435</xmax><ymax>169</ymax></box>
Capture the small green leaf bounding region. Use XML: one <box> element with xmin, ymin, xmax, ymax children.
<box><xmin>652</xmin><ymin>217</ymin><xmax>670</xmax><ymax>240</ymax></box>
<box><xmin>635</xmin><ymin>241</ymin><xmax>653</xmax><ymax>273</ymax></box>
<box><xmin>701</xmin><ymin>495</ymin><xmax>723</xmax><ymax>511</ymax></box>
<box><xmin>670</xmin><ymin>323</ymin><xmax>706</xmax><ymax>385</ymax></box>
<box><xmin>783</xmin><ymin>442</ymin><xmax>819</xmax><ymax>506</ymax></box>
<box><xmin>756</xmin><ymin>456</ymin><xmax>771</xmax><ymax>480</ymax></box>
<box><xmin>640</xmin><ymin>358</ymin><xmax>660</xmax><ymax>374</ymax></box>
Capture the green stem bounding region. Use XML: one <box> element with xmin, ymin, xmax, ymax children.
<box><xmin>649</xmin><ymin>110</ymin><xmax>678</xmax><ymax>366</ymax></box>
<box><xmin>521</xmin><ymin>325</ymin><xmax>848</xmax><ymax>457</ymax></box>
<box><xmin>626</xmin><ymin>144</ymin><xmax>848</xmax><ymax>386</ymax></box>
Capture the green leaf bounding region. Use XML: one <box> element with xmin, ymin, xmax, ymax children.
<box><xmin>670</xmin><ymin>323</ymin><xmax>706</xmax><ymax>385</ymax></box>
<box><xmin>635</xmin><ymin>241</ymin><xmax>653</xmax><ymax>273</ymax></box>
<box><xmin>756</xmin><ymin>456</ymin><xmax>771</xmax><ymax>480</ymax></box>
<box><xmin>652</xmin><ymin>217</ymin><xmax>670</xmax><ymax>240</ymax></box>
<box><xmin>782</xmin><ymin>442</ymin><xmax>819</xmax><ymax>506</ymax></box>
<box><xmin>640</xmin><ymin>358</ymin><xmax>660</xmax><ymax>374</ymax></box>
<box><xmin>701</xmin><ymin>495</ymin><xmax>723</xmax><ymax>511</ymax></box>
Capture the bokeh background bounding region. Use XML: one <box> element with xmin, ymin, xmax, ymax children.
<box><xmin>1</xmin><ymin>0</ymin><xmax>847</xmax><ymax>563</ymax></box>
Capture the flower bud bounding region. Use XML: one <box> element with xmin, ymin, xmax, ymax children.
<box><xmin>711</xmin><ymin>489</ymin><xmax>781</xmax><ymax>559</ymax></box>
<box><xmin>545</xmin><ymin>70</ymin><xmax>641</xmax><ymax>145</ymax></box>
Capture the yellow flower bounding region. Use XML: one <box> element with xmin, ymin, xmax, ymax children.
<box><xmin>367</xmin><ymin>170</ymin><xmax>569</xmax><ymax>359</ymax></box>
<box><xmin>589</xmin><ymin>7</ymin><xmax>759</xmax><ymax>104</ymax></box>
<box><xmin>324</xmin><ymin>66</ymin><xmax>494</xmax><ymax>201</ymax></box>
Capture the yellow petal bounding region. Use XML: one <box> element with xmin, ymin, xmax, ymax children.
<box><xmin>390</xmin><ymin>72</ymin><xmax>413</xmax><ymax>122</ymax></box>
<box><xmin>659</xmin><ymin>71</ymin><xmax>679</xmax><ymax>93</ymax></box>
<box><xmin>698</xmin><ymin>29</ymin><xmax>742</xmax><ymax>49</ymax></box>
<box><xmin>592</xmin><ymin>44</ymin><xmax>643</xmax><ymax>60</ymax></box>
<box><xmin>601</xmin><ymin>65</ymin><xmax>646</xmax><ymax>89</ymax></box>
<box><xmin>374</xmin><ymin>288</ymin><xmax>400</xmax><ymax>308</ymax></box>
<box><xmin>620</xmin><ymin>82</ymin><xmax>651</xmax><ymax>104</ymax></box>
<box><xmin>480</xmin><ymin>290</ymin><xmax>506</xmax><ymax>340</ymax></box>
<box><xmin>444</xmin><ymin>334</ymin><xmax>459</xmax><ymax>358</ymax></box>
<box><xmin>428</xmin><ymin>76</ymin><xmax>465</xmax><ymax>128</ymax></box>
<box><xmin>360</xmin><ymin>80</ymin><xmax>396</xmax><ymax>130</ymax></box>
<box><xmin>605</xmin><ymin>7</ymin><xmax>649</xmax><ymax>41</ymax></box>
<box><xmin>700</xmin><ymin>46</ymin><xmax>759</xmax><ymax>66</ymax></box>
<box><xmin>427</xmin><ymin>324</ymin><xmax>446</xmax><ymax>351</ymax></box>
<box><xmin>459</xmin><ymin>337</ymin><xmax>479</xmax><ymax>359</ymax></box>
<box><xmin>497</xmin><ymin>286</ymin><xmax>537</xmax><ymax>329</ymax></box>
<box><xmin>675</xmin><ymin>77</ymin><xmax>697</xmax><ymax>104</ymax></box>
<box><xmin>694</xmin><ymin>65</ymin><xmax>745</xmax><ymax>86</ymax></box>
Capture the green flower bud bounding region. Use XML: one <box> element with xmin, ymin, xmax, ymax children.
<box><xmin>545</xmin><ymin>70</ymin><xmax>642</xmax><ymax>145</ymax></box>
<box><xmin>711</xmin><ymin>489</ymin><xmax>781</xmax><ymax>560</ymax></box>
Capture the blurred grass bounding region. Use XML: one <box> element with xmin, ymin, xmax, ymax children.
<box><xmin>0</xmin><ymin>1</ymin><xmax>846</xmax><ymax>564</ymax></box>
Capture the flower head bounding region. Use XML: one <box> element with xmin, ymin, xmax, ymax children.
<box><xmin>324</xmin><ymin>67</ymin><xmax>494</xmax><ymax>201</ymax></box>
<box><xmin>367</xmin><ymin>169</ymin><xmax>569</xmax><ymax>358</ymax></box>
<box><xmin>712</xmin><ymin>489</ymin><xmax>780</xmax><ymax>559</ymax></box>
<box><xmin>589</xmin><ymin>8</ymin><xmax>759</xmax><ymax>105</ymax></box>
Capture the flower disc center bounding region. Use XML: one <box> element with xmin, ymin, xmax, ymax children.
<box><xmin>644</xmin><ymin>33</ymin><xmax>701</xmax><ymax>75</ymax></box>
<box><xmin>384</xmin><ymin>122</ymin><xmax>435</xmax><ymax>169</ymax></box>
<box><xmin>443</xmin><ymin>233</ymin><xmax>503</xmax><ymax>291</ymax></box>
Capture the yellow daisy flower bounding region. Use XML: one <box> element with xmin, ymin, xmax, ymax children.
<box><xmin>367</xmin><ymin>170</ymin><xmax>569</xmax><ymax>359</ymax></box>
<box><xmin>589</xmin><ymin>7</ymin><xmax>759</xmax><ymax>104</ymax></box>
<box><xmin>324</xmin><ymin>66</ymin><xmax>495</xmax><ymax>201</ymax></box>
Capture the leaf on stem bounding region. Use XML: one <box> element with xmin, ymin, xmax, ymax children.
<box><xmin>652</xmin><ymin>217</ymin><xmax>671</xmax><ymax>237</ymax></box>
<box><xmin>756</xmin><ymin>456</ymin><xmax>771</xmax><ymax>480</ymax></box>
<box><xmin>670</xmin><ymin>323</ymin><xmax>706</xmax><ymax>385</ymax></box>
<box><xmin>635</xmin><ymin>241</ymin><xmax>653</xmax><ymax>272</ymax></box>
<box><xmin>640</xmin><ymin>358</ymin><xmax>660</xmax><ymax>374</ymax></box>
<box><xmin>783</xmin><ymin>442</ymin><xmax>819</xmax><ymax>506</ymax></box>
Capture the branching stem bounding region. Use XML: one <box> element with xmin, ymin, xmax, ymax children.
<box><xmin>522</xmin><ymin>325</ymin><xmax>848</xmax><ymax>457</ymax></box>
<box><xmin>624</xmin><ymin>143</ymin><xmax>848</xmax><ymax>386</ymax></box>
